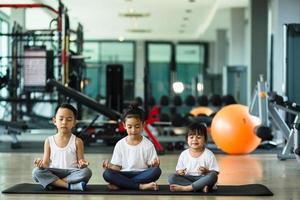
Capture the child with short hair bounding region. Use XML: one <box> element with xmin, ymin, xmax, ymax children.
<box><xmin>102</xmin><ymin>104</ymin><xmax>161</xmax><ymax>190</ymax></box>
<box><xmin>32</xmin><ymin>103</ymin><xmax>92</xmax><ymax>191</ymax></box>
<box><xmin>168</xmin><ymin>122</ymin><xmax>219</xmax><ymax>193</ymax></box>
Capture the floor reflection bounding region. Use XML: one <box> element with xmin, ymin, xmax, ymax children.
<box><xmin>217</xmin><ymin>155</ymin><xmax>263</xmax><ymax>184</ymax></box>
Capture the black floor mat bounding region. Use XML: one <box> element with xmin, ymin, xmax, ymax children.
<box><xmin>2</xmin><ymin>183</ymin><xmax>273</xmax><ymax>196</ymax></box>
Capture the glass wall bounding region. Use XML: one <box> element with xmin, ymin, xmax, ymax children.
<box><xmin>144</xmin><ymin>41</ymin><xmax>209</xmax><ymax>119</ymax></box>
<box><xmin>83</xmin><ymin>41</ymin><xmax>135</xmax><ymax>102</ymax></box>
<box><xmin>146</xmin><ymin>43</ymin><xmax>172</xmax><ymax>104</ymax></box>
<box><xmin>146</xmin><ymin>42</ymin><xmax>208</xmax><ymax>111</ymax></box>
<box><xmin>176</xmin><ymin>43</ymin><xmax>206</xmax><ymax>99</ymax></box>
<box><xmin>175</xmin><ymin>43</ymin><xmax>207</xmax><ymax>114</ymax></box>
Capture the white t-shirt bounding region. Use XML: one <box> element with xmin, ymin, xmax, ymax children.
<box><xmin>48</xmin><ymin>134</ymin><xmax>78</xmax><ymax>169</ymax></box>
<box><xmin>110</xmin><ymin>136</ymin><xmax>158</xmax><ymax>171</ymax></box>
<box><xmin>176</xmin><ymin>148</ymin><xmax>219</xmax><ymax>176</ymax></box>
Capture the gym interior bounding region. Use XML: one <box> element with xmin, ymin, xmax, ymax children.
<box><xmin>1</xmin><ymin>0</ymin><xmax>300</xmax><ymax>199</ymax></box>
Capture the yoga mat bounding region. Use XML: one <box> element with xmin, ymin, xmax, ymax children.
<box><xmin>2</xmin><ymin>183</ymin><xmax>273</xmax><ymax>196</ymax></box>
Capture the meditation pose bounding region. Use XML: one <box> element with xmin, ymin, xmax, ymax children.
<box><xmin>168</xmin><ymin>122</ymin><xmax>219</xmax><ymax>193</ymax></box>
<box><xmin>102</xmin><ymin>104</ymin><xmax>161</xmax><ymax>190</ymax></box>
<box><xmin>32</xmin><ymin>103</ymin><xmax>92</xmax><ymax>191</ymax></box>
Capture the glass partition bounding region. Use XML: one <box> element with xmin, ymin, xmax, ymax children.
<box><xmin>83</xmin><ymin>41</ymin><xmax>135</xmax><ymax>102</ymax></box>
<box><xmin>176</xmin><ymin>43</ymin><xmax>206</xmax><ymax>99</ymax></box>
<box><xmin>147</xmin><ymin>43</ymin><xmax>172</xmax><ymax>104</ymax></box>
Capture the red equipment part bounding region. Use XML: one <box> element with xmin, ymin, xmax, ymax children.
<box><xmin>144</xmin><ymin>106</ymin><xmax>164</xmax><ymax>153</ymax></box>
<box><xmin>0</xmin><ymin>4</ymin><xmax>59</xmax><ymax>14</ymax></box>
<box><xmin>144</xmin><ymin>123</ymin><xmax>164</xmax><ymax>153</ymax></box>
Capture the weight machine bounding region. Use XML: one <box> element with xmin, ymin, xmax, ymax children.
<box><xmin>250</xmin><ymin>75</ymin><xmax>300</xmax><ymax>162</ymax></box>
<box><xmin>0</xmin><ymin>1</ymin><xmax>86</xmax><ymax>147</ymax></box>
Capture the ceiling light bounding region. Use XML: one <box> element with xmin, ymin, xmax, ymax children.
<box><xmin>119</xmin><ymin>12</ymin><xmax>150</xmax><ymax>18</ymax></box>
<box><xmin>185</xmin><ymin>9</ymin><xmax>192</xmax><ymax>13</ymax></box>
<box><xmin>173</xmin><ymin>82</ymin><xmax>185</xmax><ymax>94</ymax></box>
<box><xmin>127</xmin><ymin>29</ymin><xmax>151</xmax><ymax>33</ymax></box>
<box><xmin>118</xmin><ymin>36</ymin><xmax>125</xmax><ymax>42</ymax></box>
<box><xmin>197</xmin><ymin>83</ymin><xmax>204</xmax><ymax>92</ymax></box>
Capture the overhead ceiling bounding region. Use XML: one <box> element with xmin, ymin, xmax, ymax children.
<box><xmin>62</xmin><ymin>0</ymin><xmax>248</xmax><ymax>41</ymax></box>
<box><xmin>2</xmin><ymin>0</ymin><xmax>249</xmax><ymax>41</ymax></box>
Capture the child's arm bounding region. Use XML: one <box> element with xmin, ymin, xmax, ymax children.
<box><xmin>34</xmin><ymin>138</ymin><xmax>50</xmax><ymax>168</ymax></box>
<box><xmin>197</xmin><ymin>153</ymin><xmax>220</xmax><ymax>175</ymax></box>
<box><xmin>75</xmin><ymin>137</ymin><xmax>89</xmax><ymax>168</ymax></box>
<box><xmin>149</xmin><ymin>157</ymin><xmax>160</xmax><ymax>167</ymax></box>
<box><xmin>175</xmin><ymin>152</ymin><xmax>186</xmax><ymax>175</ymax></box>
<box><xmin>147</xmin><ymin>143</ymin><xmax>160</xmax><ymax>167</ymax></box>
<box><xmin>102</xmin><ymin>159</ymin><xmax>121</xmax><ymax>171</ymax></box>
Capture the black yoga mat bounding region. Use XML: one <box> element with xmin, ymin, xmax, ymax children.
<box><xmin>2</xmin><ymin>183</ymin><xmax>273</xmax><ymax>196</ymax></box>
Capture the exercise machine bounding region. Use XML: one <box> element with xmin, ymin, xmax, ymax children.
<box><xmin>0</xmin><ymin>120</ymin><xmax>27</xmax><ymax>148</ymax></box>
<box><xmin>250</xmin><ymin>75</ymin><xmax>300</xmax><ymax>162</ymax></box>
<box><xmin>268</xmin><ymin>93</ymin><xmax>300</xmax><ymax>162</ymax></box>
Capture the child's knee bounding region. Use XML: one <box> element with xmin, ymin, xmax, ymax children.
<box><xmin>153</xmin><ymin>166</ymin><xmax>162</xmax><ymax>177</ymax></box>
<box><xmin>207</xmin><ymin>171</ymin><xmax>218</xmax><ymax>182</ymax></box>
<box><xmin>32</xmin><ymin>167</ymin><xmax>43</xmax><ymax>177</ymax></box>
<box><xmin>32</xmin><ymin>167</ymin><xmax>48</xmax><ymax>182</ymax></box>
<box><xmin>82</xmin><ymin>167</ymin><xmax>92</xmax><ymax>180</ymax></box>
<box><xmin>102</xmin><ymin>169</ymin><xmax>114</xmax><ymax>182</ymax></box>
<box><xmin>168</xmin><ymin>173</ymin><xmax>177</xmax><ymax>184</ymax></box>
<box><xmin>32</xmin><ymin>167</ymin><xmax>39</xmax><ymax>182</ymax></box>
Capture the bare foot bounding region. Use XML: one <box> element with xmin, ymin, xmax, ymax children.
<box><xmin>169</xmin><ymin>184</ymin><xmax>193</xmax><ymax>192</ymax></box>
<box><xmin>139</xmin><ymin>182</ymin><xmax>158</xmax><ymax>190</ymax></box>
<box><xmin>202</xmin><ymin>185</ymin><xmax>209</xmax><ymax>193</ymax></box>
<box><xmin>107</xmin><ymin>184</ymin><xmax>119</xmax><ymax>190</ymax></box>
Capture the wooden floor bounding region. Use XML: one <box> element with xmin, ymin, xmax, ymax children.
<box><xmin>0</xmin><ymin>152</ymin><xmax>299</xmax><ymax>200</ymax></box>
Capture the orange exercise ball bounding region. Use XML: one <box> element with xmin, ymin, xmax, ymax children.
<box><xmin>211</xmin><ymin>104</ymin><xmax>261</xmax><ymax>154</ymax></box>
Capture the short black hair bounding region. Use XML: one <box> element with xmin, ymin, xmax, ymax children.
<box><xmin>54</xmin><ymin>103</ymin><xmax>78</xmax><ymax>119</ymax></box>
<box><xmin>122</xmin><ymin>104</ymin><xmax>145</xmax><ymax>122</ymax></box>
<box><xmin>186</xmin><ymin>122</ymin><xmax>208</xmax><ymax>142</ymax></box>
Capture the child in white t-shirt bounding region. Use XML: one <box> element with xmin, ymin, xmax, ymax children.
<box><xmin>102</xmin><ymin>104</ymin><xmax>161</xmax><ymax>190</ymax></box>
<box><xmin>32</xmin><ymin>103</ymin><xmax>92</xmax><ymax>191</ymax></box>
<box><xmin>168</xmin><ymin>122</ymin><xmax>219</xmax><ymax>193</ymax></box>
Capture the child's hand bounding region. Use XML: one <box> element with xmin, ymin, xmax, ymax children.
<box><xmin>78</xmin><ymin>159</ymin><xmax>89</xmax><ymax>168</ymax></box>
<box><xmin>102</xmin><ymin>160</ymin><xmax>110</xmax><ymax>169</ymax></box>
<box><xmin>34</xmin><ymin>158</ymin><xmax>44</xmax><ymax>168</ymax></box>
<box><xmin>197</xmin><ymin>166</ymin><xmax>209</xmax><ymax>175</ymax></box>
<box><xmin>176</xmin><ymin>168</ymin><xmax>187</xmax><ymax>176</ymax></box>
<box><xmin>151</xmin><ymin>157</ymin><xmax>160</xmax><ymax>167</ymax></box>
